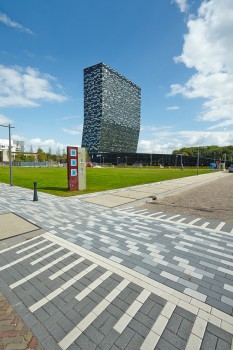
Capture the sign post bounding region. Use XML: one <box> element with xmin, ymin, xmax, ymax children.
<box><xmin>67</xmin><ymin>146</ymin><xmax>86</xmax><ymax>191</ymax></box>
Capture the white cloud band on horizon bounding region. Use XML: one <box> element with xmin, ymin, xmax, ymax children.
<box><xmin>170</xmin><ymin>0</ymin><xmax>233</xmax><ymax>130</ymax></box>
<box><xmin>0</xmin><ymin>12</ymin><xmax>33</xmax><ymax>35</ymax></box>
<box><xmin>138</xmin><ymin>130</ymin><xmax>233</xmax><ymax>153</ymax></box>
<box><xmin>0</xmin><ymin>65</ymin><xmax>68</xmax><ymax>108</ymax></box>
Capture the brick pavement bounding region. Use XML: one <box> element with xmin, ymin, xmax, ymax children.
<box><xmin>0</xmin><ymin>175</ymin><xmax>233</xmax><ymax>350</ymax></box>
<box><xmin>0</xmin><ymin>291</ymin><xmax>43</xmax><ymax>350</ymax></box>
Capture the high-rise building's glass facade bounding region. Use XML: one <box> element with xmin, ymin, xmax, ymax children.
<box><xmin>81</xmin><ymin>63</ymin><xmax>141</xmax><ymax>152</ymax></box>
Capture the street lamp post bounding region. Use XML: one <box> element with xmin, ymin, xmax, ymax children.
<box><xmin>176</xmin><ymin>154</ymin><xmax>183</xmax><ymax>168</ymax></box>
<box><xmin>197</xmin><ymin>146</ymin><xmax>200</xmax><ymax>176</ymax></box>
<box><xmin>0</xmin><ymin>124</ymin><xmax>15</xmax><ymax>186</ymax></box>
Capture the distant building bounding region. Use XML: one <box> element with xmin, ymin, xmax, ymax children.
<box><xmin>0</xmin><ymin>139</ymin><xmax>24</xmax><ymax>162</ymax></box>
<box><xmin>81</xmin><ymin>63</ymin><xmax>141</xmax><ymax>153</ymax></box>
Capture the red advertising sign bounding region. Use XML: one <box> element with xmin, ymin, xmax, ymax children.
<box><xmin>67</xmin><ymin>146</ymin><xmax>79</xmax><ymax>191</ymax></box>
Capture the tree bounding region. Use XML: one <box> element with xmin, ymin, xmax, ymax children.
<box><xmin>37</xmin><ymin>147</ymin><xmax>46</xmax><ymax>162</ymax></box>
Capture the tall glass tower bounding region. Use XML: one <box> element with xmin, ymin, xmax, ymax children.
<box><xmin>81</xmin><ymin>63</ymin><xmax>141</xmax><ymax>153</ymax></box>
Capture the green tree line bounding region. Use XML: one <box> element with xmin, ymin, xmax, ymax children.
<box><xmin>14</xmin><ymin>147</ymin><xmax>67</xmax><ymax>163</ymax></box>
<box><xmin>173</xmin><ymin>145</ymin><xmax>233</xmax><ymax>161</ymax></box>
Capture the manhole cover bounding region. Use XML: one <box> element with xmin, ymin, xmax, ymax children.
<box><xmin>0</xmin><ymin>213</ymin><xmax>39</xmax><ymax>240</ymax></box>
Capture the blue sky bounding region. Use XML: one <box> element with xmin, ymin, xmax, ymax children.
<box><xmin>0</xmin><ymin>0</ymin><xmax>233</xmax><ymax>153</ymax></box>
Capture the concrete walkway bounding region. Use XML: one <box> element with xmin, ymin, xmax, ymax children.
<box><xmin>0</xmin><ymin>171</ymin><xmax>232</xmax><ymax>350</ymax></box>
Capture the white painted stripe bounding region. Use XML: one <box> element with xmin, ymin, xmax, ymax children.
<box><xmin>49</xmin><ymin>257</ymin><xmax>85</xmax><ymax>280</ymax></box>
<box><xmin>155</xmin><ymin>214</ymin><xmax>167</xmax><ymax>219</ymax></box>
<box><xmin>0</xmin><ymin>243</ymin><xmax>56</xmax><ymax>271</ymax></box>
<box><xmin>140</xmin><ymin>302</ymin><xmax>175</xmax><ymax>350</ymax></box>
<box><xmin>188</xmin><ymin>218</ymin><xmax>201</xmax><ymax>225</ymax></box>
<box><xmin>167</xmin><ymin>214</ymin><xmax>181</xmax><ymax>220</ymax></box>
<box><xmin>76</xmin><ymin>271</ymin><xmax>112</xmax><ymax>301</ymax></box>
<box><xmin>114</xmin><ymin>289</ymin><xmax>151</xmax><ymax>333</ymax></box>
<box><xmin>200</xmin><ymin>222</ymin><xmax>209</xmax><ymax>229</ymax></box>
<box><xmin>16</xmin><ymin>239</ymin><xmax>48</xmax><ymax>254</ymax></box>
<box><xmin>10</xmin><ymin>252</ymin><xmax>74</xmax><ymax>289</ymax></box>
<box><xmin>132</xmin><ymin>209</ymin><xmax>150</xmax><ymax>214</ymax></box>
<box><xmin>59</xmin><ymin>279</ymin><xmax>130</xmax><ymax>350</ymax></box>
<box><xmin>31</xmin><ymin>247</ymin><xmax>63</xmax><ymax>265</ymax></box>
<box><xmin>0</xmin><ymin>236</ymin><xmax>41</xmax><ymax>254</ymax></box>
<box><xmin>29</xmin><ymin>263</ymin><xmax>97</xmax><ymax>312</ymax></box>
<box><xmin>147</xmin><ymin>212</ymin><xmax>164</xmax><ymax>217</ymax></box>
<box><xmin>214</xmin><ymin>222</ymin><xmax>226</xmax><ymax>232</ymax></box>
<box><xmin>176</xmin><ymin>218</ymin><xmax>186</xmax><ymax>223</ymax></box>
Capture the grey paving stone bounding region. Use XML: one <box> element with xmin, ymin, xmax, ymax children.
<box><xmin>140</xmin><ymin>298</ymin><xmax>155</xmax><ymax>316</ymax></box>
<box><xmin>161</xmin><ymin>329</ymin><xmax>186</xmax><ymax>350</ymax></box>
<box><xmin>99</xmin><ymin>315</ymin><xmax>118</xmax><ymax>336</ymax></box>
<box><xmin>98</xmin><ymin>329</ymin><xmax>120</xmax><ymax>350</ymax></box>
<box><xmin>115</xmin><ymin>327</ymin><xmax>135</xmax><ymax>350</ymax></box>
<box><xmin>44</xmin><ymin>310</ymin><xmax>66</xmax><ymax>328</ymax></box>
<box><xmin>174</xmin><ymin>306</ymin><xmax>196</xmax><ymax>323</ymax></box>
<box><xmin>178</xmin><ymin>278</ymin><xmax>199</xmax><ymax>290</ymax></box>
<box><xmin>40</xmin><ymin>335</ymin><xmax>62</xmax><ymax>350</ymax></box>
<box><xmin>148</xmin><ymin>272</ymin><xmax>166</xmax><ymax>284</ymax></box>
<box><xmin>206</xmin><ymin>296</ymin><xmax>233</xmax><ymax>315</ymax></box>
<box><xmin>198</xmin><ymin>286</ymin><xmax>221</xmax><ymax>300</ymax></box>
<box><xmin>177</xmin><ymin>318</ymin><xmax>194</xmax><ymax>341</ymax></box>
<box><xmin>107</xmin><ymin>304</ymin><xmax>126</xmax><ymax>320</ymax></box>
<box><xmin>166</xmin><ymin>313</ymin><xmax>183</xmax><ymax>334</ymax></box>
<box><xmin>128</xmin><ymin>319</ymin><xmax>150</xmax><ymax>338</ymax></box>
<box><xmin>134</xmin><ymin>311</ymin><xmax>156</xmax><ymax>329</ymax></box>
<box><xmin>74</xmin><ymin>332</ymin><xmax>96</xmax><ymax>350</ymax></box>
<box><xmin>47</xmin><ymin>322</ymin><xmax>67</xmax><ymax>342</ymax></box>
<box><xmin>124</xmin><ymin>290</ymin><xmax>139</xmax><ymax>305</ymax></box>
<box><xmin>149</xmin><ymin>293</ymin><xmax>166</xmax><ymax>307</ymax></box>
<box><xmin>113</xmin><ymin>296</ymin><xmax>132</xmax><ymax>312</ymax></box>
<box><xmin>206</xmin><ymin>323</ymin><xmax>232</xmax><ymax>343</ymax></box>
<box><xmin>164</xmin><ymin>280</ymin><xmax>185</xmax><ymax>293</ymax></box>
<box><xmin>148</xmin><ymin>303</ymin><xmax>164</xmax><ymax>322</ymax></box>
<box><xmin>34</xmin><ymin>308</ymin><xmax>50</xmax><ymax>323</ymax></box>
<box><xmin>200</xmin><ymin>331</ymin><xmax>218</xmax><ymax>350</ymax></box>
<box><xmin>156</xmin><ymin>337</ymin><xmax>180</xmax><ymax>350</ymax></box>
<box><xmin>84</xmin><ymin>325</ymin><xmax>105</xmax><ymax>345</ymax></box>
<box><xmin>216</xmin><ymin>338</ymin><xmax>231</xmax><ymax>350</ymax></box>
<box><xmin>57</xmin><ymin>315</ymin><xmax>75</xmax><ymax>333</ymax></box>
<box><xmin>125</xmin><ymin>333</ymin><xmax>145</xmax><ymax>350</ymax></box>
<box><xmin>31</xmin><ymin>322</ymin><xmax>50</xmax><ymax>342</ymax></box>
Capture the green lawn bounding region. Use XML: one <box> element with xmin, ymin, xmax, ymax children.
<box><xmin>0</xmin><ymin>166</ymin><xmax>216</xmax><ymax>197</ymax></box>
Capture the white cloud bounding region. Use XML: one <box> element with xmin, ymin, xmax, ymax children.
<box><xmin>26</xmin><ymin>138</ymin><xmax>66</xmax><ymax>153</ymax></box>
<box><xmin>59</xmin><ymin>115</ymin><xmax>80</xmax><ymax>120</ymax></box>
<box><xmin>172</xmin><ymin>0</ymin><xmax>188</xmax><ymax>13</ymax></box>
<box><xmin>138</xmin><ymin>130</ymin><xmax>233</xmax><ymax>153</ymax></box>
<box><xmin>166</xmin><ymin>106</ymin><xmax>180</xmax><ymax>110</ymax></box>
<box><xmin>0</xmin><ymin>12</ymin><xmax>33</xmax><ymax>35</ymax></box>
<box><xmin>62</xmin><ymin>125</ymin><xmax>83</xmax><ymax>135</ymax></box>
<box><xmin>0</xmin><ymin>113</ymin><xmax>12</xmax><ymax>125</ymax></box>
<box><xmin>170</xmin><ymin>0</ymin><xmax>233</xmax><ymax>129</ymax></box>
<box><xmin>0</xmin><ymin>65</ymin><xmax>68</xmax><ymax>107</ymax></box>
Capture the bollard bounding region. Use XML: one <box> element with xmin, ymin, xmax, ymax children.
<box><xmin>33</xmin><ymin>182</ymin><xmax>38</xmax><ymax>201</ymax></box>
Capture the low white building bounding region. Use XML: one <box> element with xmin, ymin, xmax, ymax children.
<box><xmin>0</xmin><ymin>139</ymin><xmax>24</xmax><ymax>162</ymax></box>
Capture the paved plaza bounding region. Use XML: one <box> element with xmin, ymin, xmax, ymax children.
<box><xmin>0</xmin><ymin>173</ymin><xmax>233</xmax><ymax>349</ymax></box>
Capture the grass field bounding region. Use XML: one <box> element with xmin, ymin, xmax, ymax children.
<box><xmin>0</xmin><ymin>166</ymin><xmax>215</xmax><ymax>197</ymax></box>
